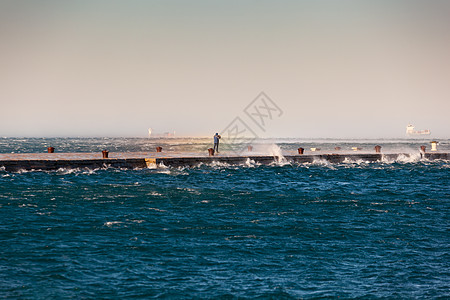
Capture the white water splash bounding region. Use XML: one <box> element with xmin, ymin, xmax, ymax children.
<box><xmin>267</xmin><ymin>144</ymin><xmax>289</xmax><ymax>166</ymax></box>
<box><xmin>309</xmin><ymin>158</ymin><xmax>331</xmax><ymax>167</ymax></box>
<box><xmin>146</xmin><ymin>162</ymin><xmax>157</xmax><ymax>169</ymax></box>
<box><xmin>208</xmin><ymin>161</ymin><xmax>231</xmax><ymax>168</ymax></box>
<box><xmin>147</xmin><ymin>162</ymin><xmax>168</xmax><ymax>169</ymax></box>
<box><xmin>55</xmin><ymin>167</ymin><xmax>100</xmax><ymax>175</ymax></box>
<box><xmin>381</xmin><ymin>153</ymin><xmax>423</xmax><ymax>164</ymax></box>
<box><xmin>342</xmin><ymin>158</ymin><xmax>371</xmax><ymax>166</ymax></box>
<box><xmin>243</xmin><ymin>158</ymin><xmax>260</xmax><ymax>168</ymax></box>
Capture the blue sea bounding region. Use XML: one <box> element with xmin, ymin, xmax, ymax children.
<box><xmin>1</xmin><ymin>138</ymin><xmax>449</xmax><ymax>298</ymax></box>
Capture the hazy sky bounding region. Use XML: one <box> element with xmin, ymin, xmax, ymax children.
<box><xmin>1</xmin><ymin>0</ymin><xmax>449</xmax><ymax>138</ymax></box>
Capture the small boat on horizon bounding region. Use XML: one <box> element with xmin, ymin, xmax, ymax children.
<box><xmin>406</xmin><ymin>124</ymin><xmax>430</xmax><ymax>136</ymax></box>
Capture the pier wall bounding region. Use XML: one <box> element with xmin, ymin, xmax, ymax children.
<box><xmin>0</xmin><ymin>152</ymin><xmax>448</xmax><ymax>172</ymax></box>
<box><xmin>0</xmin><ymin>158</ymin><xmax>147</xmax><ymax>172</ymax></box>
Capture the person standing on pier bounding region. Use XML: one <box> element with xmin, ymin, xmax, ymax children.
<box><xmin>213</xmin><ymin>133</ymin><xmax>221</xmax><ymax>153</ymax></box>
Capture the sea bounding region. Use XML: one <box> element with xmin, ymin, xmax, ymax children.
<box><xmin>1</xmin><ymin>137</ymin><xmax>449</xmax><ymax>299</ymax></box>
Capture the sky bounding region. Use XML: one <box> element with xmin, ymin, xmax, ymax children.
<box><xmin>1</xmin><ymin>0</ymin><xmax>449</xmax><ymax>138</ymax></box>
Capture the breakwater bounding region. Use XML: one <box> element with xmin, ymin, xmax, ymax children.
<box><xmin>0</xmin><ymin>152</ymin><xmax>448</xmax><ymax>171</ymax></box>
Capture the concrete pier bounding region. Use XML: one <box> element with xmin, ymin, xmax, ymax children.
<box><xmin>0</xmin><ymin>151</ymin><xmax>448</xmax><ymax>172</ymax></box>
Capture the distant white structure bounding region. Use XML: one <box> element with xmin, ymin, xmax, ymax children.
<box><xmin>148</xmin><ymin>128</ymin><xmax>153</xmax><ymax>137</ymax></box>
<box><xmin>406</xmin><ymin>124</ymin><xmax>430</xmax><ymax>136</ymax></box>
<box><xmin>431</xmin><ymin>141</ymin><xmax>438</xmax><ymax>151</ymax></box>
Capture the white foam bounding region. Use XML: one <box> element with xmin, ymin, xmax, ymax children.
<box><xmin>158</xmin><ymin>162</ymin><xmax>168</xmax><ymax>169</ymax></box>
<box><xmin>176</xmin><ymin>187</ymin><xmax>200</xmax><ymax>195</ymax></box>
<box><xmin>311</xmin><ymin>158</ymin><xmax>332</xmax><ymax>166</ymax></box>
<box><xmin>243</xmin><ymin>158</ymin><xmax>260</xmax><ymax>168</ymax></box>
<box><xmin>129</xmin><ymin>219</ymin><xmax>145</xmax><ymax>223</ymax></box>
<box><xmin>55</xmin><ymin>167</ymin><xmax>99</xmax><ymax>175</ymax></box>
<box><xmin>146</xmin><ymin>162</ymin><xmax>157</xmax><ymax>169</ymax></box>
<box><xmin>225</xmin><ymin>235</ymin><xmax>258</xmax><ymax>240</ymax></box>
<box><xmin>341</xmin><ymin>158</ymin><xmax>371</xmax><ymax>166</ymax></box>
<box><xmin>146</xmin><ymin>162</ymin><xmax>168</xmax><ymax>169</ymax></box>
<box><xmin>14</xmin><ymin>168</ymin><xmax>34</xmax><ymax>174</ymax></box>
<box><xmin>36</xmin><ymin>212</ymin><xmax>52</xmax><ymax>216</ymax></box>
<box><xmin>381</xmin><ymin>153</ymin><xmax>422</xmax><ymax>164</ymax></box>
<box><xmin>154</xmin><ymin>169</ymin><xmax>171</xmax><ymax>174</ymax></box>
<box><xmin>19</xmin><ymin>203</ymin><xmax>38</xmax><ymax>208</ymax></box>
<box><xmin>147</xmin><ymin>207</ymin><xmax>167</xmax><ymax>212</ymax></box>
<box><xmin>104</xmin><ymin>221</ymin><xmax>123</xmax><ymax>227</ymax></box>
<box><xmin>148</xmin><ymin>191</ymin><xmax>162</xmax><ymax>196</ymax></box>
<box><xmin>208</xmin><ymin>160</ymin><xmax>231</xmax><ymax>168</ymax></box>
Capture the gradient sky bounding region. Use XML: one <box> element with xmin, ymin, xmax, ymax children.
<box><xmin>1</xmin><ymin>0</ymin><xmax>449</xmax><ymax>138</ymax></box>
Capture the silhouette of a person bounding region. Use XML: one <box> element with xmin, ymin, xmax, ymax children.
<box><xmin>213</xmin><ymin>133</ymin><xmax>221</xmax><ymax>153</ymax></box>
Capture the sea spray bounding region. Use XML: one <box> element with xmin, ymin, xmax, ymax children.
<box><xmin>266</xmin><ymin>144</ymin><xmax>289</xmax><ymax>165</ymax></box>
<box><xmin>381</xmin><ymin>152</ymin><xmax>423</xmax><ymax>164</ymax></box>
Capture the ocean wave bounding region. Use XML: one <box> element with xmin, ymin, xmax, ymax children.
<box><xmin>342</xmin><ymin>157</ymin><xmax>372</xmax><ymax>165</ymax></box>
<box><xmin>104</xmin><ymin>221</ymin><xmax>124</xmax><ymax>227</ymax></box>
<box><xmin>381</xmin><ymin>153</ymin><xmax>423</xmax><ymax>164</ymax></box>
<box><xmin>55</xmin><ymin>167</ymin><xmax>102</xmax><ymax>175</ymax></box>
<box><xmin>311</xmin><ymin>158</ymin><xmax>333</xmax><ymax>166</ymax></box>
<box><xmin>207</xmin><ymin>161</ymin><xmax>231</xmax><ymax>168</ymax></box>
<box><xmin>243</xmin><ymin>158</ymin><xmax>260</xmax><ymax>168</ymax></box>
<box><xmin>147</xmin><ymin>192</ymin><xmax>163</xmax><ymax>197</ymax></box>
<box><xmin>155</xmin><ymin>157</ymin><xmax>450</xmax><ymax>171</ymax></box>
<box><xmin>147</xmin><ymin>207</ymin><xmax>167</xmax><ymax>212</ymax></box>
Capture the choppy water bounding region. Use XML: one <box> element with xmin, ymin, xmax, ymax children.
<box><xmin>1</xmin><ymin>138</ymin><xmax>449</xmax><ymax>298</ymax></box>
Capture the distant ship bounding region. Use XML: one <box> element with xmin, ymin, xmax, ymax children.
<box><xmin>406</xmin><ymin>124</ymin><xmax>430</xmax><ymax>136</ymax></box>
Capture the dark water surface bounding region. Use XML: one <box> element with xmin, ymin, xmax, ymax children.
<box><xmin>1</xmin><ymin>138</ymin><xmax>449</xmax><ymax>298</ymax></box>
